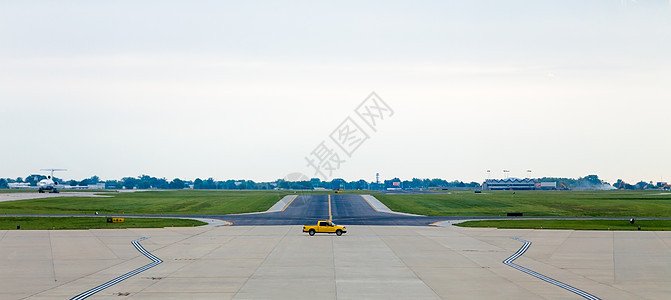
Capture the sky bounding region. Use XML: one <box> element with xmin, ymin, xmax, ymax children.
<box><xmin>1</xmin><ymin>0</ymin><xmax>670</xmax><ymax>184</ymax></box>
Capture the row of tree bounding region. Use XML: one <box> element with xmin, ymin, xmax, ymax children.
<box><xmin>0</xmin><ymin>174</ymin><xmax>666</xmax><ymax>191</ymax></box>
<box><xmin>538</xmin><ymin>175</ymin><xmax>665</xmax><ymax>191</ymax></box>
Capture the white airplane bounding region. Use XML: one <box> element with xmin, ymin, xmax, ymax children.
<box><xmin>37</xmin><ymin>169</ymin><xmax>67</xmax><ymax>193</ymax></box>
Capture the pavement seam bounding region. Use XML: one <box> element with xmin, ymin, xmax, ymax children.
<box><xmin>232</xmin><ymin>225</ymin><xmax>293</xmax><ymax>299</ymax></box>
<box><xmin>550</xmin><ymin>230</ymin><xmax>574</xmax><ymax>261</ymax></box>
<box><xmin>606</xmin><ymin>231</ymin><xmax>643</xmax><ymax>298</ymax></box>
<box><xmin>373</xmin><ymin>227</ymin><xmax>442</xmax><ymax>299</ymax></box>
<box><xmin>612</xmin><ymin>231</ymin><xmax>617</xmax><ymax>283</ymax></box>
<box><xmin>48</xmin><ymin>231</ymin><xmax>58</xmax><ymax>283</ymax></box>
<box><xmin>653</xmin><ymin>231</ymin><xmax>671</xmax><ymax>252</ymax></box>
<box><xmin>332</xmin><ymin>235</ymin><xmax>338</xmax><ymax>300</ymax></box>
<box><xmin>90</xmin><ymin>230</ymin><xmax>122</xmax><ymax>260</ymax></box>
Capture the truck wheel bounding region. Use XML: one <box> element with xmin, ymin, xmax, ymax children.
<box><xmin>309</xmin><ymin>229</ymin><xmax>315</xmax><ymax>236</ymax></box>
<box><xmin>336</xmin><ymin>229</ymin><xmax>342</xmax><ymax>236</ymax></box>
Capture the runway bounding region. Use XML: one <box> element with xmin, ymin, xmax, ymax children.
<box><xmin>215</xmin><ymin>194</ymin><xmax>452</xmax><ymax>226</ymax></box>
<box><xmin>0</xmin><ymin>192</ymin><xmax>111</xmax><ymax>202</ymax></box>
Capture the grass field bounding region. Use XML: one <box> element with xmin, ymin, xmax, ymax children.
<box><xmin>374</xmin><ymin>190</ymin><xmax>671</xmax><ymax>217</ymax></box>
<box><xmin>0</xmin><ymin>190</ymin><xmax>291</xmax><ymax>215</ymax></box>
<box><xmin>0</xmin><ymin>217</ymin><xmax>205</xmax><ymax>230</ymax></box>
<box><xmin>456</xmin><ymin>219</ymin><xmax>671</xmax><ymax>231</ymax></box>
<box><xmin>3</xmin><ymin>189</ymin><xmax>671</xmax><ymax>219</ymax></box>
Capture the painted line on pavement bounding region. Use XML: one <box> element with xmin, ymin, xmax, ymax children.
<box><xmin>71</xmin><ymin>237</ymin><xmax>163</xmax><ymax>300</ymax></box>
<box><xmin>361</xmin><ymin>195</ymin><xmax>380</xmax><ymax>212</ymax></box>
<box><xmin>281</xmin><ymin>195</ymin><xmax>298</xmax><ymax>212</ymax></box>
<box><xmin>328</xmin><ymin>195</ymin><xmax>333</xmax><ymax>221</ymax></box>
<box><xmin>504</xmin><ymin>237</ymin><xmax>600</xmax><ymax>300</ymax></box>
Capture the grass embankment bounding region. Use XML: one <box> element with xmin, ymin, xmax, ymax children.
<box><xmin>456</xmin><ymin>219</ymin><xmax>671</xmax><ymax>231</ymax></box>
<box><xmin>374</xmin><ymin>190</ymin><xmax>671</xmax><ymax>217</ymax></box>
<box><xmin>0</xmin><ymin>217</ymin><xmax>205</xmax><ymax>230</ymax></box>
<box><xmin>0</xmin><ymin>190</ymin><xmax>291</xmax><ymax>215</ymax></box>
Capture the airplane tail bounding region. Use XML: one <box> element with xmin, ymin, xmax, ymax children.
<box><xmin>40</xmin><ymin>168</ymin><xmax>67</xmax><ymax>179</ymax></box>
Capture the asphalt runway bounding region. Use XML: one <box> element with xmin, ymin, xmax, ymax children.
<box><xmin>214</xmin><ymin>194</ymin><xmax>452</xmax><ymax>226</ymax></box>
<box><xmin>0</xmin><ymin>192</ymin><xmax>111</xmax><ymax>202</ymax></box>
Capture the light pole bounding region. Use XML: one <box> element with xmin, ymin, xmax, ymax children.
<box><xmin>503</xmin><ymin>170</ymin><xmax>510</xmax><ymax>179</ymax></box>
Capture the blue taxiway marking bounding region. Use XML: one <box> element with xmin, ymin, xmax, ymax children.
<box><xmin>504</xmin><ymin>237</ymin><xmax>600</xmax><ymax>300</ymax></box>
<box><xmin>71</xmin><ymin>237</ymin><xmax>162</xmax><ymax>300</ymax></box>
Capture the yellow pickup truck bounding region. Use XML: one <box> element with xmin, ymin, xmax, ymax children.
<box><xmin>303</xmin><ymin>220</ymin><xmax>347</xmax><ymax>236</ymax></box>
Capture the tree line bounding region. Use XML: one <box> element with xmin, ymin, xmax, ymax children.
<box><xmin>0</xmin><ymin>174</ymin><xmax>666</xmax><ymax>191</ymax></box>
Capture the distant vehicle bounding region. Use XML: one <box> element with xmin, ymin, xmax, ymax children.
<box><xmin>303</xmin><ymin>220</ymin><xmax>347</xmax><ymax>236</ymax></box>
<box><xmin>37</xmin><ymin>169</ymin><xmax>66</xmax><ymax>193</ymax></box>
<box><xmin>334</xmin><ymin>189</ymin><xmax>343</xmax><ymax>194</ymax></box>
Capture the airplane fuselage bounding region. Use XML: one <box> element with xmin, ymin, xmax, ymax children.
<box><xmin>38</xmin><ymin>178</ymin><xmax>59</xmax><ymax>193</ymax></box>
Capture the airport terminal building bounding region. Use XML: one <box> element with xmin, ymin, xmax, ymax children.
<box><xmin>483</xmin><ymin>178</ymin><xmax>539</xmax><ymax>190</ymax></box>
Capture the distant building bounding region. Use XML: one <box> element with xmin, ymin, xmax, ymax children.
<box><xmin>87</xmin><ymin>183</ymin><xmax>106</xmax><ymax>189</ymax></box>
<box><xmin>539</xmin><ymin>182</ymin><xmax>557</xmax><ymax>190</ymax></box>
<box><xmin>483</xmin><ymin>178</ymin><xmax>539</xmax><ymax>190</ymax></box>
<box><xmin>7</xmin><ymin>183</ymin><xmax>32</xmax><ymax>189</ymax></box>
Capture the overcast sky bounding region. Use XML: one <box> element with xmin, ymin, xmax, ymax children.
<box><xmin>1</xmin><ymin>1</ymin><xmax>670</xmax><ymax>184</ymax></box>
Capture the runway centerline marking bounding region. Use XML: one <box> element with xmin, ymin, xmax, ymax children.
<box><xmin>281</xmin><ymin>195</ymin><xmax>298</xmax><ymax>212</ymax></box>
<box><xmin>504</xmin><ymin>237</ymin><xmax>600</xmax><ymax>300</ymax></box>
<box><xmin>328</xmin><ymin>194</ymin><xmax>333</xmax><ymax>221</ymax></box>
<box><xmin>70</xmin><ymin>237</ymin><xmax>163</xmax><ymax>300</ymax></box>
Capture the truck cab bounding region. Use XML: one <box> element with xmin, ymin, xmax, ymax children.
<box><xmin>303</xmin><ymin>220</ymin><xmax>347</xmax><ymax>236</ymax></box>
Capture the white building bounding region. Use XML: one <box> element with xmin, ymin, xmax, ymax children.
<box><xmin>483</xmin><ymin>178</ymin><xmax>538</xmax><ymax>190</ymax></box>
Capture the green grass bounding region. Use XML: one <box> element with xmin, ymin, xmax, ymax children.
<box><xmin>0</xmin><ymin>217</ymin><xmax>205</xmax><ymax>230</ymax></box>
<box><xmin>456</xmin><ymin>219</ymin><xmax>671</xmax><ymax>231</ymax></box>
<box><xmin>4</xmin><ymin>189</ymin><xmax>671</xmax><ymax>218</ymax></box>
<box><xmin>373</xmin><ymin>190</ymin><xmax>671</xmax><ymax>217</ymax></box>
<box><xmin>0</xmin><ymin>190</ymin><xmax>292</xmax><ymax>215</ymax></box>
